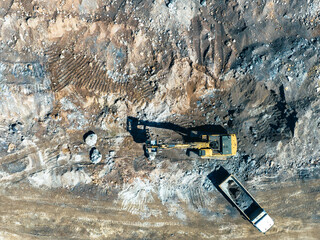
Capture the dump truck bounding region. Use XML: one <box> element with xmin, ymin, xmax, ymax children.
<box><xmin>214</xmin><ymin>171</ymin><xmax>274</xmax><ymax>233</ymax></box>
<box><xmin>145</xmin><ymin>134</ymin><xmax>237</xmax><ymax>159</ymax></box>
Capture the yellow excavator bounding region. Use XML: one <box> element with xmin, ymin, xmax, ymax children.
<box><xmin>145</xmin><ymin>134</ymin><xmax>237</xmax><ymax>159</ymax></box>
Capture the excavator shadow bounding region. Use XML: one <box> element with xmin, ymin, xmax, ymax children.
<box><xmin>126</xmin><ymin>116</ymin><xmax>227</xmax><ymax>144</ymax></box>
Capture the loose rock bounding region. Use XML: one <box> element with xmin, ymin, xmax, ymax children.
<box><xmin>83</xmin><ymin>131</ymin><xmax>97</xmax><ymax>147</ymax></box>
<box><xmin>90</xmin><ymin>147</ymin><xmax>102</xmax><ymax>164</ymax></box>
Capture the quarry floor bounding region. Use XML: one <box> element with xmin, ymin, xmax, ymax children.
<box><xmin>0</xmin><ymin>179</ymin><xmax>319</xmax><ymax>240</ymax></box>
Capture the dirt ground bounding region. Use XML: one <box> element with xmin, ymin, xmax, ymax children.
<box><xmin>1</xmin><ymin>0</ymin><xmax>320</xmax><ymax>239</ymax></box>
<box><xmin>0</xmin><ymin>178</ymin><xmax>319</xmax><ymax>240</ymax></box>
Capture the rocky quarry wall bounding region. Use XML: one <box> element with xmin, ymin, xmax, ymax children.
<box><xmin>0</xmin><ymin>0</ymin><xmax>319</xmax><ymax>239</ymax></box>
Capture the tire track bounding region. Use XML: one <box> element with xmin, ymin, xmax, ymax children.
<box><xmin>45</xmin><ymin>46</ymin><xmax>157</xmax><ymax>103</ymax></box>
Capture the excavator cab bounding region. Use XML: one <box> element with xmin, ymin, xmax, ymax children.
<box><xmin>198</xmin><ymin>134</ymin><xmax>237</xmax><ymax>158</ymax></box>
<box><xmin>145</xmin><ymin>140</ymin><xmax>158</xmax><ymax>153</ymax></box>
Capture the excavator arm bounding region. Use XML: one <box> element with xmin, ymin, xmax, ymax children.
<box><xmin>146</xmin><ymin>142</ymin><xmax>209</xmax><ymax>150</ymax></box>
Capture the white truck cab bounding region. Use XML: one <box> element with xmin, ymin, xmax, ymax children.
<box><xmin>254</xmin><ymin>212</ymin><xmax>274</xmax><ymax>233</ymax></box>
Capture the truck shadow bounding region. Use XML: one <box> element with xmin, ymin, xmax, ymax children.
<box><xmin>126</xmin><ymin>116</ymin><xmax>227</xmax><ymax>144</ymax></box>
<box><xmin>207</xmin><ymin>166</ymin><xmax>230</xmax><ymax>186</ymax></box>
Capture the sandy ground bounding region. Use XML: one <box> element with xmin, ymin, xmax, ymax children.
<box><xmin>0</xmin><ymin>179</ymin><xmax>319</xmax><ymax>240</ymax></box>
